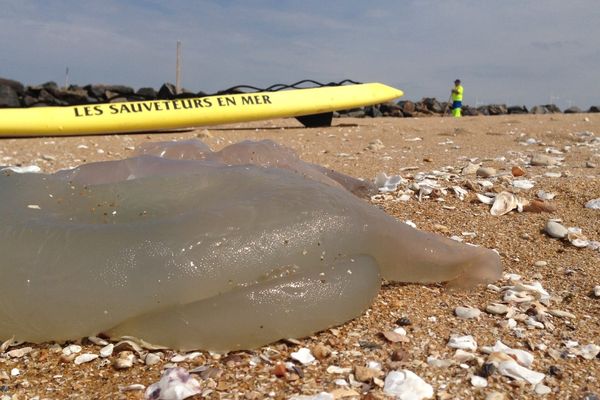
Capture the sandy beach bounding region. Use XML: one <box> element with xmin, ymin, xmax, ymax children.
<box><xmin>0</xmin><ymin>113</ymin><xmax>599</xmax><ymax>399</ymax></box>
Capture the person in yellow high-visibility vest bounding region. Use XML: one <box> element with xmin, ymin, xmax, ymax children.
<box><xmin>451</xmin><ymin>79</ymin><xmax>463</xmax><ymax>117</ymax></box>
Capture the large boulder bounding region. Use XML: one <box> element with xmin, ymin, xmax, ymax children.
<box><xmin>0</xmin><ymin>82</ymin><xmax>21</xmax><ymax>107</ymax></box>
<box><xmin>0</xmin><ymin>77</ymin><xmax>24</xmax><ymax>96</ymax></box>
<box><xmin>157</xmin><ymin>83</ymin><xmax>177</xmax><ymax>99</ymax></box>
<box><xmin>83</xmin><ymin>84</ymin><xmax>134</xmax><ymax>101</ymax></box>
<box><xmin>364</xmin><ymin>105</ymin><xmax>383</xmax><ymax>118</ymax></box>
<box><xmin>397</xmin><ymin>100</ymin><xmax>415</xmax><ymax>117</ymax></box>
<box><xmin>54</xmin><ymin>88</ymin><xmax>92</xmax><ymax>105</ymax></box>
<box><xmin>422</xmin><ymin>97</ymin><xmax>443</xmax><ymax>114</ymax></box>
<box><xmin>486</xmin><ymin>104</ymin><xmax>508</xmax><ymax>116</ymax></box>
<box><xmin>588</xmin><ymin>106</ymin><xmax>600</xmax><ymax>113</ymax></box>
<box><xmin>477</xmin><ymin>106</ymin><xmax>490</xmax><ymax>116</ymax></box>
<box><xmin>543</xmin><ymin>104</ymin><xmax>561</xmax><ymax>113</ymax></box>
<box><xmin>564</xmin><ymin>106</ymin><xmax>582</xmax><ymax>114</ymax></box>
<box><xmin>379</xmin><ymin>102</ymin><xmax>404</xmax><ymax>117</ymax></box>
<box><xmin>136</xmin><ymin>87</ymin><xmax>157</xmax><ymax>99</ymax></box>
<box><xmin>507</xmin><ymin>105</ymin><xmax>528</xmax><ymax>114</ymax></box>
<box><xmin>462</xmin><ymin>105</ymin><xmax>479</xmax><ymax>116</ymax></box>
<box><xmin>530</xmin><ymin>105</ymin><xmax>547</xmax><ymax>114</ymax></box>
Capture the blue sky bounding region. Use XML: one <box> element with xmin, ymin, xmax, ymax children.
<box><xmin>1</xmin><ymin>0</ymin><xmax>599</xmax><ymax>108</ymax></box>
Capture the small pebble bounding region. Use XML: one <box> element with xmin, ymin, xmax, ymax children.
<box><xmin>593</xmin><ymin>286</ymin><xmax>600</xmax><ymax>298</ymax></box>
<box><xmin>486</xmin><ymin>303</ymin><xmax>509</xmax><ymax>315</ymax></box>
<box><xmin>74</xmin><ymin>353</ymin><xmax>99</xmax><ymax>365</ymax></box>
<box><xmin>272</xmin><ymin>363</ymin><xmax>286</xmax><ymax>377</ymax></box>
<box><xmin>454</xmin><ymin>306</ymin><xmax>481</xmax><ymax>319</ymax></box>
<box><xmin>470</xmin><ymin>375</ymin><xmax>488</xmax><ymax>388</ymax></box>
<box><xmin>582</xmin><ymin>393</ymin><xmax>599</xmax><ymax>400</ymax></box>
<box><xmin>312</xmin><ymin>344</ymin><xmax>331</xmax><ymax>360</ymax></box>
<box><xmin>476</xmin><ymin>167</ymin><xmax>496</xmax><ymax>178</ymax></box>
<box><xmin>99</xmin><ymin>344</ymin><xmax>114</xmax><ymax>358</ymax></box>
<box><xmin>545</xmin><ymin>220</ymin><xmax>568</xmax><ymax>239</ymax></box>
<box><xmin>479</xmin><ymin>363</ymin><xmax>496</xmax><ymax>378</ymax></box>
<box><xmin>396</xmin><ymin>317</ymin><xmax>412</xmax><ymax>326</ymax></box>
<box><xmin>145</xmin><ymin>352</ymin><xmax>162</xmax><ymax>366</ymax></box>
<box><xmin>547</xmin><ymin>365</ymin><xmax>561</xmax><ymax>378</ymax></box>
<box><xmin>485</xmin><ymin>392</ymin><xmax>505</xmax><ymax>400</ymax></box>
<box><xmin>534</xmin><ymin>383</ymin><xmax>552</xmax><ymax>395</ymax></box>
<box><xmin>354</xmin><ymin>366</ymin><xmax>382</xmax><ymax>382</ymax></box>
<box><xmin>462</xmin><ymin>162</ymin><xmax>480</xmax><ymax>175</ymax></box>
<box><xmin>534</xmin><ymin>260</ymin><xmax>548</xmax><ymax>267</ymax></box>
<box><xmin>531</xmin><ymin>154</ymin><xmax>559</xmax><ymax>166</ymax></box>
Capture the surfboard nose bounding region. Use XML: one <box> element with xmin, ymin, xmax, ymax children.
<box><xmin>373</xmin><ymin>83</ymin><xmax>404</xmax><ymax>101</ymax></box>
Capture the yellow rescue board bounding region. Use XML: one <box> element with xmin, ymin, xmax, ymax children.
<box><xmin>0</xmin><ymin>83</ymin><xmax>402</xmax><ymax>137</ymax></box>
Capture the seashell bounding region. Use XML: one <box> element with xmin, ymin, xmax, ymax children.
<box><xmin>490</xmin><ymin>191</ymin><xmax>520</xmax><ymax>216</ymax></box>
<box><xmin>512</xmin><ymin>179</ymin><xmax>535</xmax><ymax>190</ymax></box>
<box><xmin>537</xmin><ymin>190</ymin><xmax>556</xmax><ymax>200</ymax></box>
<box><xmin>62</xmin><ymin>344</ymin><xmax>82</xmax><ymax>356</ymax></box>
<box><xmin>6</xmin><ymin>347</ymin><xmax>33</xmax><ymax>358</ymax></box>
<box><xmin>290</xmin><ymin>348</ymin><xmax>315</xmax><ymax>365</ymax></box>
<box><xmin>383</xmin><ymin>370</ymin><xmax>433</xmax><ymax>400</ymax></box>
<box><xmin>327</xmin><ymin>365</ymin><xmax>352</xmax><ymax>374</ymax></box>
<box><xmin>476</xmin><ymin>193</ymin><xmax>495</xmax><ymax>205</ymax></box>
<box><xmin>87</xmin><ymin>336</ymin><xmax>109</xmax><ymax>346</ymax></box>
<box><xmin>447</xmin><ymin>335</ymin><xmax>477</xmax><ymax>351</ymax></box>
<box><xmin>511</xmin><ymin>166</ymin><xmax>526</xmax><ymax>177</ymax></box>
<box><xmin>548</xmin><ymin>309</ymin><xmax>575</xmax><ymax>319</ymax></box>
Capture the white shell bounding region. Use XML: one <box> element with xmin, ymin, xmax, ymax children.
<box><xmin>490</xmin><ymin>191</ymin><xmax>519</xmax><ymax>216</ymax></box>
<box><xmin>291</xmin><ymin>348</ymin><xmax>315</xmax><ymax>365</ymax></box>
<box><xmin>74</xmin><ymin>353</ymin><xmax>99</xmax><ymax>365</ymax></box>
<box><xmin>447</xmin><ymin>335</ymin><xmax>477</xmax><ymax>351</ymax></box>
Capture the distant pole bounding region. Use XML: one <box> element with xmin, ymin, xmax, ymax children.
<box><xmin>65</xmin><ymin>67</ymin><xmax>69</xmax><ymax>89</ymax></box>
<box><xmin>175</xmin><ymin>41</ymin><xmax>182</xmax><ymax>94</ymax></box>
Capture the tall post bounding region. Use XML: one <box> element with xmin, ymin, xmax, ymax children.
<box><xmin>65</xmin><ymin>67</ymin><xmax>69</xmax><ymax>90</ymax></box>
<box><xmin>175</xmin><ymin>41</ymin><xmax>182</xmax><ymax>94</ymax></box>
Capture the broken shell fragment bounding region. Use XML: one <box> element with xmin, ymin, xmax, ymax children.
<box><xmin>522</xmin><ymin>199</ymin><xmax>556</xmax><ymax>213</ymax></box>
<box><xmin>511</xmin><ymin>166</ymin><xmax>526</xmax><ymax>177</ymax></box>
<box><xmin>448</xmin><ymin>335</ymin><xmax>477</xmax><ymax>351</ymax></box>
<box><xmin>585</xmin><ymin>198</ymin><xmax>600</xmax><ymax>209</ymax></box>
<box><xmin>113</xmin><ymin>351</ymin><xmax>135</xmax><ymax>370</ymax></box>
